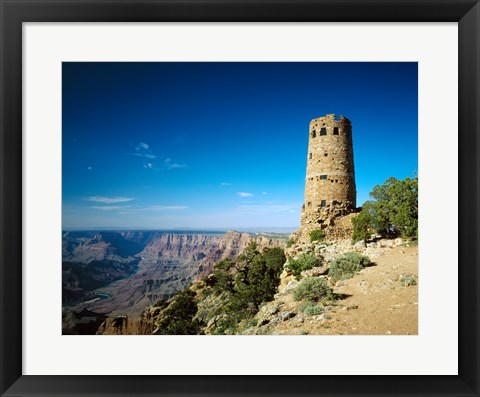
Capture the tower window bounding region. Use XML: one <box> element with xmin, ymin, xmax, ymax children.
<box><xmin>324</xmin><ymin>153</ymin><xmax>328</xmax><ymax>157</ymax></box>
<box><xmin>320</xmin><ymin>127</ymin><xmax>327</xmax><ymax>136</ymax></box>
<box><xmin>320</xmin><ymin>175</ymin><xmax>327</xmax><ymax>180</ymax></box>
<box><xmin>333</xmin><ymin>127</ymin><xmax>339</xmax><ymax>135</ymax></box>
<box><xmin>309</xmin><ymin>153</ymin><xmax>312</xmax><ymax>159</ymax></box>
<box><xmin>307</xmin><ymin>202</ymin><xmax>312</xmax><ymax>207</ymax></box>
<box><xmin>321</xmin><ymin>200</ymin><xmax>327</xmax><ymax>207</ymax></box>
<box><xmin>311</xmin><ymin>130</ymin><xmax>316</xmax><ymax>138</ymax></box>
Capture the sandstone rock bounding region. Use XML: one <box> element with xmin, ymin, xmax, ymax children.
<box><xmin>363</xmin><ymin>247</ymin><xmax>384</xmax><ymax>259</ymax></box>
<box><xmin>301</xmin><ymin>265</ymin><xmax>329</xmax><ymax>278</ymax></box>
<box><xmin>279</xmin><ymin>279</ymin><xmax>300</xmax><ymax>294</ymax></box>
<box><xmin>377</xmin><ymin>239</ymin><xmax>394</xmax><ymax>248</ymax></box>
<box><xmin>255</xmin><ymin>302</ymin><xmax>280</xmax><ymax>325</ymax></box>
<box><xmin>242</xmin><ymin>327</ymin><xmax>259</xmax><ymax>335</ymax></box>
<box><xmin>394</xmin><ymin>238</ymin><xmax>404</xmax><ymax>246</ymax></box>
<box><xmin>279</xmin><ymin>311</ymin><xmax>296</xmax><ymax>321</ymax></box>
<box><xmin>96</xmin><ymin>313</ymin><xmax>155</xmax><ymax>335</ymax></box>
<box><xmin>206</xmin><ymin>314</ymin><xmax>228</xmax><ymax>331</ymax></box>
<box><xmin>353</xmin><ymin>240</ymin><xmax>366</xmax><ymax>250</ymax></box>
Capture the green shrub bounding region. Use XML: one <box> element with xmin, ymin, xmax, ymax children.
<box><xmin>309</xmin><ymin>229</ymin><xmax>324</xmax><ymax>242</ymax></box>
<box><xmin>153</xmin><ymin>298</ymin><xmax>169</xmax><ymax>309</ymax></box>
<box><xmin>400</xmin><ymin>274</ymin><xmax>417</xmax><ymax>287</ymax></box>
<box><xmin>298</xmin><ymin>301</ymin><xmax>325</xmax><ymax>316</ymax></box>
<box><xmin>328</xmin><ymin>252</ymin><xmax>371</xmax><ymax>282</ymax></box>
<box><xmin>215</xmin><ymin>244</ymin><xmax>286</xmax><ymax>328</ymax></box>
<box><xmin>286</xmin><ymin>253</ymin><xmax>322</xmax><ymax>279</ymax></box>
<box><xmin>358</xmin><ymin>176</ymin><xmax>418</xmax><ymax>239</ymax></box>
<box><xmin>293</xmin><ymin>277</ymin><xmax>334</xmax><ymax>302</ymax></box>
<box><xmin>352</xmin><ymin>208</ymin><xmax>372</xmax><ymax>244</ymax></box>
<box><xmin>286</xmin><ymin>239</ymin><xmax>295</xmax><ymax>248</ymax></box>
<box><xmin>211</xmin><ymin>258</ymin><xmax>235</xmax><ymax>294</ymax></box>
<box><xmin>154</xmin><ymin>289</ymin><xmax>204</xmax><ymax>335</ymax></box>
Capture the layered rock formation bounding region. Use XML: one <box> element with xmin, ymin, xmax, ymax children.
<box><xmin>63</xmin><ymin>230</ymin><xmax>287</xmax><ymax>334</ymax></box>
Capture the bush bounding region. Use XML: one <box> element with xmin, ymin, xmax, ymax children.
<box><xmin>352</xmin><ymin>208</ymin><xmax>373</xmax><ymax>244</ymax></box>
<box><xmin>309</xmin><ymin>229</ymin><xmax>324</xmax><ymax>242</ymax></box>
<box><xmin>293</xmin><ymin>277</ymin><xmax>334</xmax><ymax>302</ymax></box>
<box><xmin>211</xmin><ymin>259</ymin><xmax>235</xmax><ymax>294</ymax></box>
<box><xmin>298</xmin><ymin>301</ymin><xmax>325</xmax><ymax>316</ymax></box>
<box><xmin>221</xmin><ymin>244</ymin><xmax>286</xmax><ymax>325</ymax></box>
<box><xmin>153</xmin><ymin>243</ymin><xmax>287</xmax><ymax>335</ymax></box>
<box><xmin>355</xmin><ymin>176</ymin><xmax>418</xmax><ymax>240</ymax></box>
<box><xmin>286</xmin><ymin>253</ymin><xmax>322</xmax><ymax>279</ymax></box>
<box><xmin>328</xmin><ymin>252</ymin><xmax>370</xmax><ymax>282</ymax></box>
<box><xmin>286</xmin><ymin>239</ymin><xmax>295</xmax><ymax>248</ymax></box>
<box><xmin>155</xmin><ymin>289</ymin><xmax>204</xmax><ymax>335</ymax></box>
<box><xmin>400</xmin><ymin>274</ymin><xmax>417</xmax><ymax>287</ymax></box>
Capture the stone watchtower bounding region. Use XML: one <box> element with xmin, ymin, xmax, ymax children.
<box><xmin>301</xmin><ymin>114</ymin><xmax>356</xmax><ymax>231</ymax></box>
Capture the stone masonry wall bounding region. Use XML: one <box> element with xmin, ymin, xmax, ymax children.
<box><xmin>299</xmin><ymin>114</ymin><xmax>356</xmax><ymax>237</ymax></box>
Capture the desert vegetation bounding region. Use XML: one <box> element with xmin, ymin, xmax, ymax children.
<box><xmin>152</xmin><ymin>242</ymin><xmax>286</xmax><ymax>335</ymax></box>
<box><xmin>352</xmin><ymin>175</ymin><xmax>418</xmax><ymax>243</ymax></box>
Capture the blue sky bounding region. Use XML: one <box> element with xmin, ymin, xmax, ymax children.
<box><xmin>62</xmin><ymin>62</ymin><xmax>417</xmax><ymax>231</ymax></box>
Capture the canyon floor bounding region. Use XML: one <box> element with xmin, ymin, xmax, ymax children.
<box><xmin>247</xmin><ymin>243</ymin><xmax>418</xmax><ymax>335</ymax></box>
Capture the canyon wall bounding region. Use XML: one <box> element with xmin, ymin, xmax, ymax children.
<box><xmin>63</xmin><ymin>230</ymin><xmax>286</xmax><ymax>334</ymax></box>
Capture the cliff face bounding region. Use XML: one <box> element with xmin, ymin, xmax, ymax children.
<box><xmin>62</xmin><ymin>231</ymin><xmax>143</xmax><ymax>304</ymax></box>
<box><xmin>64</xmin><ymin>231</ymin><xmax>287</xmax><ymax>334</ymax></box>
<box><xmin>63</xmin><ymin>231</ymin><xmax>145</xmax><ymax>263</ymax></box>
<box><xmin>95</xmin><ymin>312</ymin><xmax>156</xmax><ymax>335</ymax></box>
<box><xmin>140</xmin><ymin>231</ymin><xmax>285</xmax><ymax>281</ymax></box>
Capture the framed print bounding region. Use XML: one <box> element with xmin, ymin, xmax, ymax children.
<box><xmin>1</xmin><ymin>0</ymin><xmax>479</xmax><ymax>396</ymax></box>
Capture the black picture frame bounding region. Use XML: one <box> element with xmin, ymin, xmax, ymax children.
<box><xmin>1</xmin><ymin>1</ymin><xmax>479</xmax><ymax>396</ymax></box>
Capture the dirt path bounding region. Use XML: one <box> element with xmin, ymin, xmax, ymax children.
<box><xmin>266</xmin><ymin>245</ymin><xmax>418</xmax><ymax>335</ymax></box>
<box><xmin>325</xmin><ymin>245</ymin><xmax>418</xmax><ymax>335</ymax></box>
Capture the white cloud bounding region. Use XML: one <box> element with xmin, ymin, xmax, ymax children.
<box><xmin>84</xmin><ymin>196</ymin><xmax>135</xmax><ymax>204</ymax></box>
<box><xmin>164</xmin><ymin>158</ymin><xmax>187</xmax><ymax>169</ymax></box>
<box><xmin>144</xmin><ymin>163</ymin><xmax>153</xmax><ymax>169</ymax></box>
<box><xmin>132</xmin><ymin>152</ymin><xmax>157</xmax><ymax>159</ymax></box>
<box><xmin>110</xmin><ymin>205</ymin><xmax>188</xmax><ymax>214</ymax></box>
<box><xmin>237</xmin><ymin>192</ymin><xmax>254</xmax><ymax>197</ymax></box>
<box><xmin>221</xmin><ymin>182</ymin><xmax>232</xmax><ymax>186</ymax></box>
<box><xmin>87</xmin><ymin>166</ymin><xmax>92</xmax><ymax>170</ymax></box>
<box><xmin>261</xmin><ymin>192</ymin><xmax>268</xmax><ymax>195</ymax></box>
<box><xmin>131</xmin><ymin>142</ymin><xmax>156</xmax><ymax>159</ymax></box>
<box><xmin>136</xmin><ymin>142</ymin><xmax>149</xmax><ymax>151</ymax></box>
<box><xmin>168</xmin><ymin>163</ymin><xmax>187</xmax><ymax>169</ymax></box>
<box><xmin>89</xmin><ymin>206</ymin><xmax>125</xmax><ymax>211</ymax></box>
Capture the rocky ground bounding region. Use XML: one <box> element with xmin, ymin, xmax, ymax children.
<box><xmin>242</xmin><ymin>239</ymin><xmax>418</xmax><ymax>335</ymax></box>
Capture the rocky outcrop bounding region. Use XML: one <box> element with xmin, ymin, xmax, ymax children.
<box><xmin>292</xmin><ymin>208</ymin><xmax>359</xmax><ymax>243</ymax></box>
<box><xmin>139</xmin><ymin>231</ymin><xmax>286</xmax><ymax>281</ymax></box>
<box><xmin>72</xmin><ymin>231</ymin><xmax>286</xmax><ymax>334</ymax></box>
<box><xmin>242</xmin><ymin>241</ymin><xmax>418</xmax><ymax>335</ymax></box>
<box><xmin>62</xmin><ymin>307</ymin><xmax>108</xmax><ymax>335</ymax></box>
<box><xmin>285</xmin><ymin>237</ymin><xmax>406</xmax><ymax>264</ymax></box>
<box><xmin>62</xmin><ymin>231</ymin><xmax>145</xmax><ymax>263</ymax></box>
<box><xmin>96</xmin><ymin>305</ymin><xmax>161</xmax><ymax>335</ymax></box>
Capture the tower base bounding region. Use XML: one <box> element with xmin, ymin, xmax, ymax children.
<box><xmin>293</xmin><ymin>201</ymin><xmax>358</xmax><ymax>243</ymax></box>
